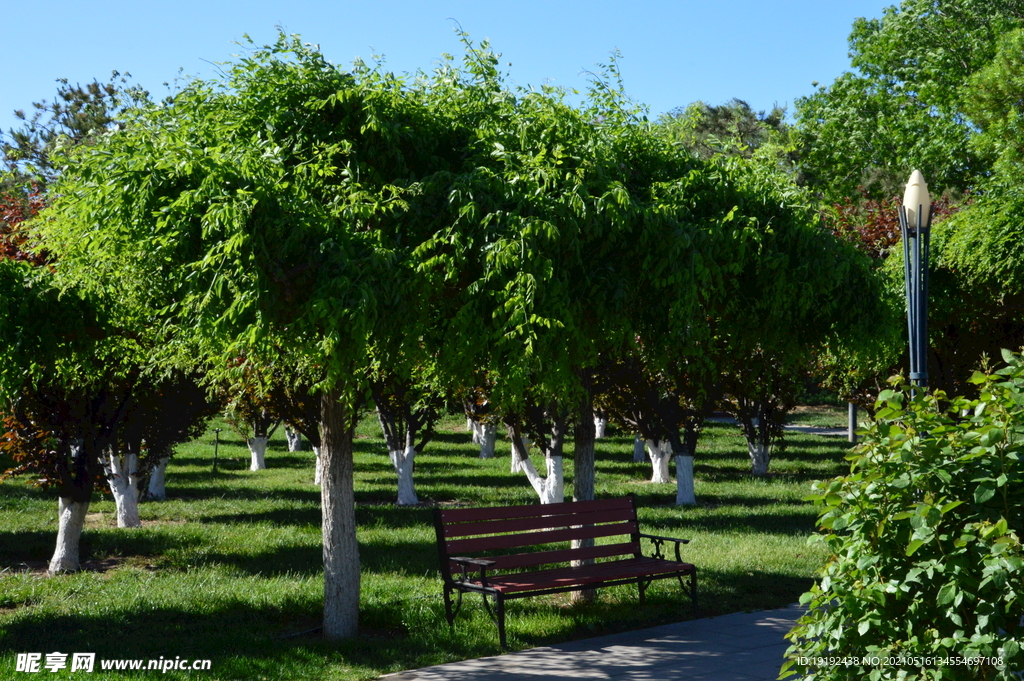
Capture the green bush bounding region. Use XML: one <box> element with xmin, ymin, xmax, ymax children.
<box><xmin>784</xmin><ymin>350</ymin><xmax>1024</xmax><ymax>680</ymax></box>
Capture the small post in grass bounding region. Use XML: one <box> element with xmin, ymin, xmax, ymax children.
<box><xmin>213</xmin><ymin>428</ymin><xmax>222</xmax><ymax>472</ymax></box>
<box><xmin>847</xmin><ymin>402</ymin><xmax>857</xmax><ymax>443</ymax></box>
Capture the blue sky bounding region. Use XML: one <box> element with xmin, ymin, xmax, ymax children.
<box><xmin>2</xmin><ymin>0</ymin><xmax>892</xmax><ymax>137</ymax></box>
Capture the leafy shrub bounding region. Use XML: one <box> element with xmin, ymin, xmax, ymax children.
<box><xmin>784</xmin><ymin>350</ymin><xmax>1024</xmax><ymax>680</ymax></box>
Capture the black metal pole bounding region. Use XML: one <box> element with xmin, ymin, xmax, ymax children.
<box><xmin>213</xmin><ymin>428</ymin><xmax>222</xmax><ymax>472</ymax></box>
<box><xmin>898</xmin><ymin>203</ymin><xmax>932</xmax><ymax>391</ymax></box>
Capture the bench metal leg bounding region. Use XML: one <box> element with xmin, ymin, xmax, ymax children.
<box><xmin>690</xmin><ymin>569</ymin><xmax>698</xmax><ymax>609</ymax></box>
<box><xmin>496</xmin><ymin>595</ymin><xmax>508</xmax><ymax>649</ymax></box>
<box><xmin>443</xmin><ymin>586</ymin><xmax>464</xmax><ymax>626</ymax></box>
<box><xmin>637</xmin><ymin>577</ymin><xmax>647</xmax><ymax>606</ymax></box>
<box><xmin>443</xmin><ymin>585</ymin><xmax>454</xmax><ymax>625</ymax></box>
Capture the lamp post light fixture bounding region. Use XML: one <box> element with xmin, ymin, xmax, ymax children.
<box><xmin>898</xmin><ymin>170</ymin><xmax>933</xmax><ymax>390</ymax></box>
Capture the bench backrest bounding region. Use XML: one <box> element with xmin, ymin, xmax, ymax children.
<box><xmin>434</xmin><ymin>495</ymin><xmax>641</xmax><ymax>580</ymax></box>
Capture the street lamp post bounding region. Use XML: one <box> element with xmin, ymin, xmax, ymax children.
<box><xmin>898</xmin><ymin>170</ymin><xmax>933</xmax><ymax>390</ymax></box>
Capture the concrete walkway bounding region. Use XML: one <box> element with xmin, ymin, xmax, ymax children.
<box><xmin>382</xmin><ymin>604</ymin><xmax>802</xmax><ymax>681</ymax></box>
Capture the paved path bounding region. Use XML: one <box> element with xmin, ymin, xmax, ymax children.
<box><xmin>707</xmin><ymin>416</ymin><xmax>850</xmax><ymax>438</ymax></box>
<box><xmin>382</xmin><ymin>605</ymin><xmax>802</xmax><ymax>681</ymax></box>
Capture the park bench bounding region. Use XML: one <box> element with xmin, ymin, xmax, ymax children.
<box><xmin>433</xmin><ymin>494</ymin><xmax>697</xmax><ymax>648</ymax></box>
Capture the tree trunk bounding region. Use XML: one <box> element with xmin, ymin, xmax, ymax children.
<box><xmin>593</xmin><ymin>416</ymin><xmax>607</xmax><ymax>439</ymax></box>
<box><xmin>749</xmin><ymin>441</ymin><xmax>770</xmax><ymax>477</ymax></box>
<box><xmin>468</xmin><ymin>418</ymin><xmax>481</xmax><ymax>444</ymax></box>
<box><xmin>313</xmin><ymin>446</ymin><xmax>322</xmax><ymax>486</ymax></box>
<box><xmin>286</xmin><ymin>427</ymin><xmax>303</xmax><ymax>452</ymax></box>
<box><xmin>104</xmin><ymin>448</ymin><xmax>142</xmax><ymax>528</ymax></box>
<box><xmin>49</xmin><ymin>497</ymin><xmax>89</xmax><ymax>574</ymax></box>
<box><xmin>390</xmin><ymin>445</ymin><xmax>419</xmax><ymax>505</ymax></box>
<box><xmin>510</xmin><ymin>431</ymin><xmax>531</xmax><ymax>473</ymax></box>
<box><xmin>320</xmin><ymin>390</ymin><xmax>360</xmax><ymax>640</ymax></box>
<box><xmin>248</xmin><ymin>436</ymin><xmax>269</xmax><ymax>470</ymax></box>
<box><xmin>478</xmin><ymin>422</ymin><xmax>497</xmax><ymax>459</ymax></box>
<box><xmin>147</xmin><ymin>456</ymin><xmax>170</xmax><ymax>501</ymax></box>
<box><xmin>646</xmin><ymin>439</ymin><xmax>672</xmax><ymax>483</ymax></box>
<box><xmin>572</xmin><ymin>395</ymin><xmax>597</xmax><ymax>604</ymax></box>
<box><xmin>633</xmin><ymin>433</ymin><xmax>646</xmax><ymax>463</ymax></box>
<box><xmin>519</xmin><ymin>455</ymin><xmax>564</xmax><ymax>504</ymax></box>
<box><xmin>674</xmin><ymin>423</ymin><xmax>699</xmax><ymax>506</ymax></box>
<box><xmin>675</xmin><ymin>455</ymin><xmax>696</xmax><ymax>506</ymax></box>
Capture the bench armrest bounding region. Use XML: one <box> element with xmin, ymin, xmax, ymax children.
<box><xmin>638</xmin><ymin>533</ymin><xmax>690</xmax><ymax>562</ymax></box>
<box><xmin>450</xmin><ymin>556</ymin><xmax>496</xmax><ymax>568</ymax></box>
<box><xmin>450</xmin><ymin>556</ymin><xmax>496</xmax><ymax>586</ymax></box>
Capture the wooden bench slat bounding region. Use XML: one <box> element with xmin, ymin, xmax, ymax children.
<box><xmin>443</xmin><ymin>507</ymin><xmax>635</xmax><ymax>538</ymax></box>
<box><xmin>453</xmin><ymin>541</ymin><xmax>640</xmax><ymax>572</ymax></box>
<box><xmin>439</xmin><ymin>497</ymin><xmax>633</xmax><ymax>524</ymax></box>
<box><xmin>445</xmin><ymin>520</ymin><xmax>637</xmax><ymax>555</ymax></box>
<box><xmin>478</xmin><ymin>557</ymin><xmax>696</xmax><ymax>594</ymax></box>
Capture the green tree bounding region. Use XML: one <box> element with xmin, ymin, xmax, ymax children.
<box><xmin>795</xmin><ymin>0</ymin><xmax>1024</xmax><ymax>201</ymax></box>
<box><xmin>2</xmin><ymin>72</ymin><xmax>150</xmax><ymax>189</ymax></box>
<box><xmin>0</xmin><ymin>257</ymin><xmax>146</xmax><ymax>570</ymax></box>
<box><xmin>658</xmin><ymin>98</ymin><xmax>793</xmax><ymax>164</ymax></box>
<box><xmin>963</xmin><ymin>27</ymin><xmax>1024</xmax><ymax>182</ymax></box>
<box><xmin>36</xmin><ymin>33</ymin><xmax>486</xmax><ymax>639</ymax></box>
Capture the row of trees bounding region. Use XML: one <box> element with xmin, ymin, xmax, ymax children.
<box><xmin>0</xmin><ymin>32</ymin><xmax>878</xmax><ymax>639</ymax></box>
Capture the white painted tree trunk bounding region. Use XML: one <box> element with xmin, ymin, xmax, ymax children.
<box><xmin>510</xmin><ymin>435</ymin><xmax>532</xmax><ymax>473</ymax></box>
<box><xmin>147</xmin><ymin>457</ymin><xmax>170</xmax><ymax>501</ymax></box>
<box><xmin>105</xmin><ymin>451</ymin><xmax>142</xmax><ymax>528</ymax></box>
<box><xmin>675</xmin><ymin>455</ymin><xmax>696</xmax><ymax>506</ymax></box>
<box><xmin>248</xmin><ymin>436</ymin><xmax>269</xmax><ymax>471</ymax></box>
<box><xmin>320</xmin><ymin>392</ymin><xmax>360</xmax><ymax>640</ymax></box>
<box><xmin>49</xmin><ymin>497</ymin><xmax>89</xmax><ymax>574</ymax></box>
<box><xmin>646</xmin><ymin>439</ymin><xmax>672</xmax><ymax>484</ymax></box>
<box><xmin>468</xmin><ymin>419</ymin><xmax>481</xmax><ymax>444</ymax></box>
<box><xmin>749</xmin><ymin>441</ymin><xmax>770</xmax><ymax>477</ymax></box>
<box><xmin>478</xmin><ymin>422</ymin><xmax>497</xmax><ymax>459</ymax></box>
<box><xmin>633</xmin><ymin>434</ymin><xmax>646</xmax><ymax>462</ymax></box>
<box><xmin>390</xmin><ymin>445</ymin><xmax>419</xmax><ymax>505</ymax></box>
<box><xmin>286</xmin><ymin>428</ymin><xmax>303</xmax><ymax>452</ymax></box>
<box><xmin>593</xmin><ymin>416</ymin><xmax>607</xmax><ymax>439</ymax></box>
<box><xmin>519</xmin><ymin>455</ymin><xmax>564</xmax><ymax>504</ymax></box>
<box><xmin>313</xmin><ymin>446</ymin><xmax>322</xmax><ymax>486</ymax></box>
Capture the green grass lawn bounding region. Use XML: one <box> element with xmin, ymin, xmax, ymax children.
<box><xmin>0</xmin><ymin>410</ymin><xmax>851</xmax><ymax>680</ymax></box>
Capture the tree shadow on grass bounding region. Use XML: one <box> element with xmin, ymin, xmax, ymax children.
<box><xmin>0</xmin><ymin>528</ymin><xmax>208</xmax><ymax>568</ymax></box>
<box><xmin>0</xmin><ymin>593</ymin><xmax>504</xmax><ymax>680</ymax></box>
<box><xmin>200</xmin><ymin>506</ymin><xmax>322</xmax><ymax>529</ymax></box>
<box><xmin>408</xmin><ymin>472</ymin><xmax>536</xmax><ymax>491</ymax></box>
<box><xmin>168</xmin><ymin>487</ymin><xmax>321</xmax><ymax>505</ymax></box>
<box><xmin>189</xmin><ymin>534</ymin><xmax>440</xmax><ymax>579</ymax></box>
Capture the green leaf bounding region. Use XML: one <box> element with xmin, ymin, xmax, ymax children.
<box><xmin>940</xmin><ymin>500</ymin><xmax>965</xmax><ymax>515</ymax></box>
<box><xmin>974</xmin><ymin>483</ymin><xmax>996</xmax><ymax>504</ymax></box>
<box><xmin>937</xmin><ymin>582</ymin><xmax>956</xmax><ymax>605</ymax></box>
